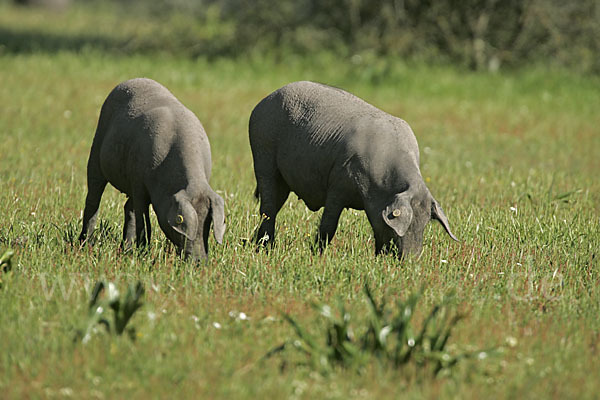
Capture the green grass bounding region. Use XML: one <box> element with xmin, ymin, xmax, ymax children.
<box><xmin>1</xmin><ymin>3</ymin><xmax>600</xmax><ymax>399</ymax></box>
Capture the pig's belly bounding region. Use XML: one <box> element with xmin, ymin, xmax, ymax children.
<box><xmin>99</xmin><ymin>135</ymin><xmax>135</xmax><ymax>196</ymax></box>
<box><xmin>276</xmin><ymin>150</ymin><xmax>329</xmax><ymax>212</ymax></box>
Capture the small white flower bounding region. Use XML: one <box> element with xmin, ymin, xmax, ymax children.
<box><xmin>190</xmin><ymin>315</ymin><xmax>199</xmax><ymax>323</ymax></box>
<box><xmin>478</xmin><ymin>352</ymin><xmax>488</xmax><ymax>360</ymax></box>
<box><xmin>147</xmin><ymin>311</ymin><xmax>157</xmax><ymax>321</ymax></box>
<box><xmin>440</xmin><ymin>259</ymin><xmax>448</xmax><ymax>264</ymax></box>
<box><xmin>212</xmin><ymin>322</ymin><xmax>222</xmax><ymax>329</ymax></box>
<box><xmin>506</xmin><ymin>336</ymin><xmax>518</xmax><ymax>347</ymax></box>
<box><xmin>95</xmin><ymin>306</ymin><xmax>104</xmax><ymax>314</ymax></box>
<box><xmin>238</xmin><ymin>312</ymin><xmax>248</xmax><ymax>321</ymax></box>
<box><xmin>107</xmin><ymin>283</ymin><xmax>119</xmax><ymax>300</ymax></box>
<box><xmin>526</xmin><ymin>357</ymin><xmax>534</xmax><ymax>366</ymax></box>
<box><xmin>510</xmin><ymin>206</ymin><xmax>517</xmax><ymax>213</ymax></box>
<box><xmin>407</xmin><ymin>338</ymin><xmax>415</xmax><ymax>347</ymax></box>
<box><xmin>320</xmin><ymin>305</ymin><xmax>332</xmax><ymax>318</ymax></box>
<box><xmin>378</xmin><ymin>325</ymin><xmax>392</xmax><ymax>343</ymax></box>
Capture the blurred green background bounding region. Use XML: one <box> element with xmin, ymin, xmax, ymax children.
<box><xmin>3</xmin><ymin>0</ymin><xmax>600</xmax><ymax>73</ymax></box>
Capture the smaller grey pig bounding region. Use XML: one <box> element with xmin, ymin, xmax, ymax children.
<box><xmin>250</xmin><ymin>81</ymin><xmax>457</xmax><ymax>258</ymax></box>
<box><xmin>79</xmin><ymin>78</ymin><xmax>225</xmax><ymax>260</ymax></box>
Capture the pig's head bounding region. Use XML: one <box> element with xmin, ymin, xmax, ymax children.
<box><xmin>377</xmin><ymin>189</ymin><xmax>457</xmax><ymax>259</ymax></box>
<box><xmin>161</xmin><ymin>189</ymin><xmax>225</xmax><ymax>260</ymax></box>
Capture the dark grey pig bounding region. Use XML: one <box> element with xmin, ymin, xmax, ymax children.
<box><xmin>79</xmin><ymin>78</ymin><xmax>225</xmax><ymax>260</ymax></box>
<box><xmin>249</xmin><ymin>81</ymin><xmax>457</xmax><ymax>258</ymax></box>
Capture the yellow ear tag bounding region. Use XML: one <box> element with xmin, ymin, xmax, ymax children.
<box><xmin>176</xmin><ymin>215</ymin><xmax>184</xmax><ymax>224</ymax></box>
<box><xmin>392</xmin><ymin>209</ymin><xmax>402</xmax><ymax>217</ymax></box>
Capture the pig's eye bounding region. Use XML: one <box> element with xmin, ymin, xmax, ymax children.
<box><xmin>176</xmin><ymin>215</ymin><xmax>184</xmax><ymax>224</ymax></box>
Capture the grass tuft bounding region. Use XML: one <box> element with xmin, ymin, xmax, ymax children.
<box><xmin>76</xmin><ymin>280</ymin><xmax>144</xmax><ymax>343</ymax></box>
<box><xmin>270</xmin><ymin>285</ymin><xmax>498</xmax><ymax>377</ymax></box>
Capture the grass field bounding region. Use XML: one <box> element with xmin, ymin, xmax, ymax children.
<box><xmin>1</xmin><ymin>3</ymin><xmax>599</xmax><ymax>399</ymax></box>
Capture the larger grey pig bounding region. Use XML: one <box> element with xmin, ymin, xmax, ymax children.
<box><xmin>249</xmin><ymin>81</ymin><xmax>457</xmax><ymax>258</ymax></box>
<box><xmin>79</xmin><ymin>78</ymin><xmax>225</xmax><ymax>260</ymax></box>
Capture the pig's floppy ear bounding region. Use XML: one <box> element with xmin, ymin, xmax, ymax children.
<box><xmin>167</xmin><ymin>198</ymin><xmax>198</xmax><ymax>241</ymax></box>
<box><xmin>382</xmin><ymin>194</ymin><xmax>413</xmax><ymax>237</ymax></box>
<box><xmin>431</xmin><ymin>198</ymin><xmax>459</xmax><ymax>241</ymax></box>
<box><xmin>210</xmin><ymin>191</ymin><xmax>226</xmax><ymax>244</ymax></box>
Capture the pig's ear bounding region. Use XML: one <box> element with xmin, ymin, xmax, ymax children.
<box><xmin>209</xmin><ymin>191</ymin><xmax>226</xmax><ymax>244</ymax></box>
<box><xmin>167</xmin><ymin>197</ymin><xmax>198</xmax><ymax>241</ymax></box>
<box><xmin>382</xmin><ymin>194</ymin><xmax>413</xmax><ymax>237</ymax></box>
<box><xmin>431</xmin><ymin>198</ymin><xmax>459</xmax><ymax>242</ymax></box>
